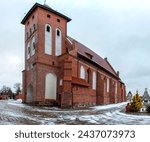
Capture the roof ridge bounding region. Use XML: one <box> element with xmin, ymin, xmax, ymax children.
<box><xmin>104</xmin><ymin>58</ymin><xmax>118</xmax><ymax>77</ymax></box>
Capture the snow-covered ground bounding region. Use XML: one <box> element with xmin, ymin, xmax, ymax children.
<box><xmin>0</xmin><ymin>100</ymin><xmax>150</xmax><ymax>125</ymax></box>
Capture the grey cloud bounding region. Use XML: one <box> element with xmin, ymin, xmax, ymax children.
<box><xmin>0</xmin><ymin>0</ymin><xmax>150</xmax><ymax>94</ymax></box>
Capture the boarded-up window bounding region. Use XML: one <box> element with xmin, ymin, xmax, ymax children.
<box><xmin>107</xmin><ymin>78</ymin><xmax>110</xmax><ymax>93</ymax></box>
<box><xmin>27</xmin><ymin>42</ymin><xmax>30</xmax><ymax>59</ymax></box>
<box><xmin>45</xmin><ymin>73</ymin><xmax>57</xmax><ymax>100</ymax></box>
<box><xmin>55</xmin><ymin>28</ymin><xmax>62</xmax><ymax>56</ymax></box>
<box><xmin>31</xmin><ymin>36</ymin><xmax>35</xmax><ymax>56</ymax></box>
<box><xmin>45</xmin><ymin>24</ymin><xmax>52</xmax><ymax>55</ymax></box>
<box><xmin>92</xmin><ymin>71</ymin><xmax>96</xmax><ymax>90</ymax></box>
<box><xmin>86</xmin><ymin>69</ymin><xmax>90</xmax><ymax>83</ymax></box>
<box><xmin>80</xmin><ymin>65</ymin><xmax>85</xmax><ymax>79</ymax></box>
<box><xmin>115</xmin><ymin>82</ymin><xmax>117</xmax><ymax>94</ymax></box>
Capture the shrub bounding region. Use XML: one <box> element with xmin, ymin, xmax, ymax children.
<box><xmin>129</xmin><ymin>92</ymin><xmax>143</xmax><ymax>112</ymax></box>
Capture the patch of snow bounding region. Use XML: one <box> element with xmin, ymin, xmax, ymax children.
<box><xmin>16</xmin><ymin>99</ymin><xmax>22</xmax><ymax>103</ymax></box>
<box><xmin>63</xmin><ymin>115</ymin><xmax>76</xmax><ymax>121</ymax></box>
<box><xmin>92</xmin><ymin>102</ymin><xmax>127</xmax><ymax>110</ymax></box>
<box><xmin>117</xmin><ymin>111</ymin><xmax>150</xmax><ymax>119</ymax></box>
<box><xmin>79</xmin><ymin>115</ymin><xmax>99</xmax><ymax>124</ymax></box>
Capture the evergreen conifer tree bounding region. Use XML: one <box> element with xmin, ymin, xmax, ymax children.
<box><xmin>129</xmin><ymin>91</ymin><xmax>143</xmax><ymax>112</ymax></box>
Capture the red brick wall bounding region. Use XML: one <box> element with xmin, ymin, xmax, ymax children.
<box><xmin>37</xmin><ymin>7</ymin><xmax>67</xmax><ymax>65</ymax></box>
<box><xmin>22</xmin><ymin>4</ymin><xmax>126</xmax><ymax>108</ymax></box>
<box><xmin>61</xmin><ymin>59</ymin><xmax>72</xmax><ymax>107</ymax></box>
<box><xmin>97</xmin><ymin>73</ymin><xmax>104</xmax><ymax>105</ymax></box>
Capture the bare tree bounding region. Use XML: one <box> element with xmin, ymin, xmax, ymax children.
<box><xmin>14</xmin><ymin>83</ymin><xmax>21</xmax><ymax>95</ymax></box>
<box><xmin>0</xmin><ymin>85</ymin><xmax>13</xmax><ymax>99</ymax></box>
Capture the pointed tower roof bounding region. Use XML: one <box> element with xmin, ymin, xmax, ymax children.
<box><xmin>143</xmin><ymin>88</ymin><xmax>150</xmax><ymax>100</ymax></box>
<box><xmin>21</xmin><ymin>3</ymin><xmax>71</xmax><ymax>24</ymax></box>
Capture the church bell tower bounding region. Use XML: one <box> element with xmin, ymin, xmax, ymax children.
<box><xmin>21</xmin><ymin>3</ymin><xmax>71</xmax><ymax>105</ymax></box>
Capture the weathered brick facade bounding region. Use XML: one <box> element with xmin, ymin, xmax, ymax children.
<box><xmin>21</xmin><ymin>3</ymin><xmax>126</xmax><ymax>108</ymax></box>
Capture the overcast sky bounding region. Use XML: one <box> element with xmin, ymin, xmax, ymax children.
<box><xmin>0</xmin><ymin>0</ymin><xmax>150</xmax><ymax>95</ymax></box>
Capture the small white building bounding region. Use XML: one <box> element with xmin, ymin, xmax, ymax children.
<box><xmin>140</xmin><ymin>105</ymin><xmax>147</xmax><ymax>112</ymax></box>
<box><xmin>140</xmin><ymin>88</ymin><xmax>150</xmax><ymax>112</ymax></box>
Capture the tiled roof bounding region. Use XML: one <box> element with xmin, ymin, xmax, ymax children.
<box><xmin>21</xmin><ymin>3</ymin><xmax>71</xmax><ymax>24</ymax></box>
<box><xmin>68</xmin><ymin>36</ymin><xmax>119</xmax><ymax>78</ymax></box>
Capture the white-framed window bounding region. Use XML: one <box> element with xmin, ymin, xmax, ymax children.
<box><xmin>55</xmin><ymin>28</ymin><xmax>62</xmax><ymax>56</ymax></box>
<box><xmin>80</xmin><ymin>65</ymin><xmax>85</xmax><ymax>79</ymax></box>
<box><xmin>45</xmin><ymin>24</ymin><xmax>52</xmax><ymax>55</ymax></box>
<box><xmin>92</xmin><ymin>71</ymin><xmax>96</xmax><ymax>90</ymax></box>
<box><xmin>107</xmin><ymin>78</ymin><xmax>110</xmax><ymax>93</ymax></box>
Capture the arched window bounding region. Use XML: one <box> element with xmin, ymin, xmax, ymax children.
<box><xmin>92</xmin><ymin>71</ymin><xmax>96</xmax><ymax>90</ymax></box>
<box><xmin>27</xmin><ymin>84</ymin><xmax>33</xmax><ymax>103</ymax></box>
<box><xmin>86</xmin><ymin>69</ymin><xmax>90</xmax><ymax>83</ymax></box>
<box><xmin>104</xmin><ymin>80</ymin><xmax>106</xmax><ymax>94</ymax></box>
<box><xmin>45</xmin><ymin>73</ymin><xmax>57</xmax><ymax>100</ymax></box>
<box><xmin>33</xmin><ymin>24</ymin><xmax>36</xmax><ymax>31</ymax></box>
<box><xmin>55</xmin><ymin>28</ymin><xmax>62</xmax><ymax>56</ymax></box>
<box><xmin>31</xmin><ymin>36</ymin><xmax>35</xmax><ymax>56</ymax></box>
<box><xmin>27</xmin><ymin>42</ymin><xmax>30</xmax><ymax>59</ymax></box>
<box><xmin>26</xmin><ymin>32</ymin><xmax>28</xmax><ymax>40</ymax></box>
<box><xmin>107</xmin><ymin>78</ymin><xmax>110</xmax><ymax>93</ymax></box>
<box><xmin>45</xmin><ymin>24</ymin><xmax>52</xmax><ymax>55</ymax></box>
<box><xmin>80</xmin><ymin>65</ymin><xmax>85</xmax><ymax>79</ymax></box>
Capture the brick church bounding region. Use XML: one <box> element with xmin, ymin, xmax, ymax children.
<box><xmin>21</xmin><ymin>3</ymin><xmax>126</xmax><ymax>108</ymax></box>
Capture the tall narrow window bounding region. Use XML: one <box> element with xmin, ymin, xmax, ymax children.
<box><xmin>104</xmin><ymin>80</ymin><xmax>106</xmax><ymax>94</ymax></box>
<box><xmin>80</xmin><ymin>65</ymin><xmax>85</xmax><ymax>79</ymax></box>
<box><xmin>30</xmin><ymin>28</ymin><xmax>32</xmax><ymax>35</ymax></box>
<box><xmin>57</xmin><ymin>30</ymin><xmax>60</xmax><ymax>36</ymax></box>
<box><xmin>27</xmin><ymin>42</ymin><xmax>30</xmax><ymax>59</ymax></box>
<box><xmin>86</xmin><ymin>69</ymin><xmax>90</xmax><ymax>83</ymax></box>
<box><xmin>26</xmin><ymin>32</ymin><xmax>28</xmax><ymax>40</ymax></box>
<box><xmin>31</xmin><ymin>36</ymin><xmax>35</xmax><ymax>56</ymax></box>
<box><xmin>55</xmin><ymin>28</ymin><xmax>62</xmax><ymax>56</ymax></box>
<box><xmin>115</xmin><ymin>82</ymin><xmax>117</xmax><ymax>95</ymax></box>
<box><xmin>60</xmin><ymin>79</ymin><xmax>63</xmax><ymax>86</ymax></box>
<box><xmin>107</xmin><ymin>78</ymin><xmax>110</xmax><ymax>93</ymax></box>
<box><xmin>45</xmin><ymin>24</ymin><xmax>52</xmax><ymax>55</ymax></box>
<box><xmin>92</xmin><ymin>71</ymin><xmax>96</xmax><ymax>90</ymax></box>
<box><xmin>47</xmin><ymin>26</ymin><xmax>50</xmax><ymax>32</ymax></box>
<box><xmin>45</xmin><ymin>73</ymin><xmax>57</xmax><ymax>100</ymax></box>
<box><xmin>33</xmin><ymin>24</ymin><xmax>36</xmax><ymax>31</ymax></box>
